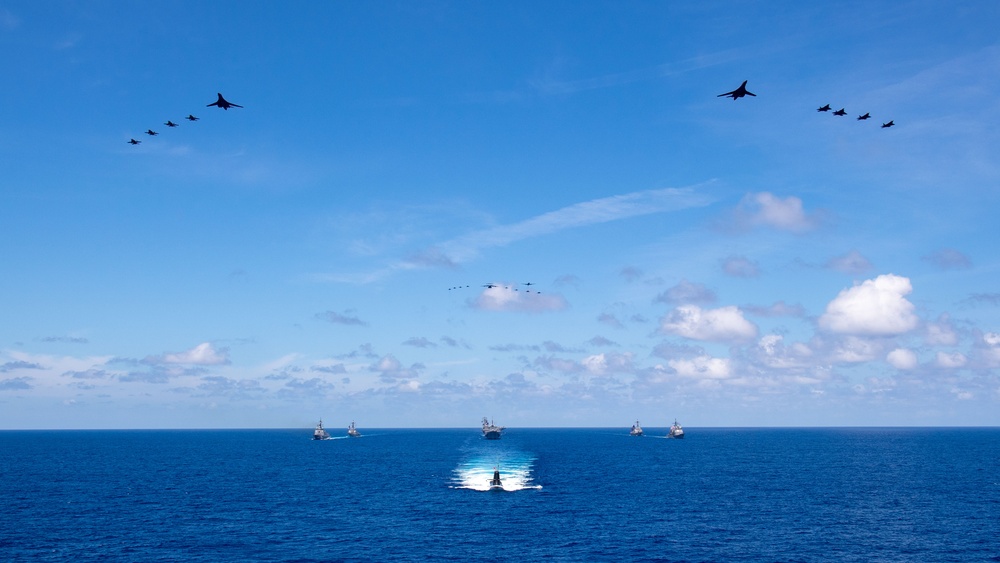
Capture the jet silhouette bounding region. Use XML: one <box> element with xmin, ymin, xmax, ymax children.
<box><xmin>523</xmin><ymin>282</ymin><xmax>535</xmax><ymax>287</ymax></box>
<box><xmin>145</xmin><ymin>129</ymin><xmax>158</xmax><ymax>136</ymax></box>
<box><xmin>482</xmin><ymin>283</ymin><xmax>498</xmax><ymax>289</ymax></box>
<box><xmin>717</xmin><ymin>80</ymin><xmax>755</xmax><ymax>100</ymax></box>
<box><xmin>881</xmin><ymin>121</ymin><xmax>894</xmax><ymax>128</ymax></box>
<box><xmin>832</xmin><ymin>108</ymin><xmax>847</xmax><ymax>116</ymax></box>
<box><xmin>127</xmin><ymin>138</ymin><xmax>141</xmax><ymax>145</ymax></box>
<box><xmin>857</xmin><ymin>113</ymin><xmax>871</xmax><ymax>121</ymax></box>
<box><xmin>164</xmin><ymin>120</ymin><xmax>179</xmax><ymax>127</ymax></box>
<box><xmin>186</xmin><ymin>115</ymin><xmax>200</xmax><ymax>121</ymax></box>
<box><xmin>207</xmin><ymin>93</ymin><xmax>243</xmax><ymax>110</ymax></box>
<box><xmin>817</xmin><ymin>104</ymin><xmax>832</xmax><ymax>112</ymax></box>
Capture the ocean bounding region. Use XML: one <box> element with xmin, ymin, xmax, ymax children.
<box><xmin>2</xmin><ymin>427</ymin><xmax>998</xmax><ymax>562</ymax></box>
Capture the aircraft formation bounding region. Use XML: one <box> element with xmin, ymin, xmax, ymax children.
<box><xmin>125</xmin><ymin>93</ymin><xmax>241</xmax><ymax>146</ymax></box>
<box><xmin>448</xmin><ymin>282</ymin><xmax>541</xmax><ymax>294</ymax></box>
<box><xmin>718</xmin><ymin>80</ymin><xmax>896</xmax><ymax>129</ymax></box>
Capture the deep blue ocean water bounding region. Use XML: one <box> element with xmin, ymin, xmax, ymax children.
<box><xmin>2</xmin><ymin>427</ymin><xmax>999</xmax><ymax>562</ymax></box>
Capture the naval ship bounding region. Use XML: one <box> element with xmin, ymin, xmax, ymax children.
<box><xmin>482</xmin><ymin>417</ymin><xmax>505</xmax><ymax>440</ymax></box>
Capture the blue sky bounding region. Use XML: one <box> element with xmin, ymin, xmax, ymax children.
<box><xmin>2</xmin><ymin>1</ymin><xmax>999</xmax><ymax>429</ymax></box>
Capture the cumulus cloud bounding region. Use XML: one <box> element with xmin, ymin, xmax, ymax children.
<box><xmin>581</xmin><ymin>352</ymin><xmax>634</xmax><ymax>376</ymax></box>
<box><xmin>887</xmin><ymin>348</ymin><xmax>919</xmax><ymax>370</ymax></box>
<box><xmin>316</xmin><ymin>310</ymin><xmax>367</xmax><ymax>326</ymax></box>
<box><xmin>655</xmin><ymin>279</ymin><xmax>716</xmax><ymax>305</ymax></box>
<box><xmin>369</xmin><ymin>354</ymin><xmax>422</xmax><ymax>381</ymax></box>
<box><xmin>660</xmin><ymin>305</ymin><xmax>758</xmax><ymax>343</ymax></box>
<box><xmin>935</xmin><ymin>351</ymin><xmax>967</xmax><ymax>369</ymax></box>
<box><xmin>729</xmin><ymin>192</ymin><xmax>820</xmax><ymax>233</ymax></box>
<box><xmin>975</xmin><ymin>332</ymin><xmax>1000</xmax><ymax>368</ymax></box>
<box><xmin>721</xmin><ymin>255</ymin><xmax>760</xmax><ymax>278</ymax></box>
<box><xmin>926</xmin><ymin>314</ymin><xmax>959</xmax><ymax>346</ymax></box>
<box><xmin>830</xmin><ymin>336</ymin><xmax>882</xmax><ymax>363</ymax></box>
<box><xmin>923</xmin><ymin>248</ymin><xmax>972</xmax><ymax>270</ymax></box>
<box><xmin>819</xmin><ymin>274</ymin><xmax>919</xmax><ymax>336</ymax></box>
<box><xmin>826</xmin><ymin>250</ymin><xmax>873</xmax><ymax>275</ymax></box>
<box><xmin>668</xmin><ymin>355</ymin><xmax>732</xmax><ymax>379</ymax></box>
<box><xmin>147</xmin><ymin>342</ymin><xmax>230</xmax><ymax>366</ymax></box>
<box><xmin>471</xmin><ymin>286</ymin><xmax>568</xmax><ymax>313</ymax></box>
<box><xmin>751</xmin><ymin>334</ymin><xmax>813</xmax><ymax>370</ymax></box>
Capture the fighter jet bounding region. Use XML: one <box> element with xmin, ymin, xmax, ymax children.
<box><xmin>817</xmin><ymin>104</ymin><xmax>831</xmax><ymax>112</ymax></box>
<box><xmin>145</xmin><ymin>129</ymin><xmax>158</xmax><ymax>136</ymax></box>
<box><xmin>207</xmin><ymin>93</ymin><xmax>243</xmax><ymax>110</ymax></box>
<box><xmin>832</xmin><ymin>108</ymin><xmax>847</xmax><ymax>116</ymax></box>
<box><xmin>186</xmin><ymin>115</ymin><xmax>200</xmax><ymax>122</ymax></box>
<box><xmin>482</xmin><ymin>283</ymin><xmax>498</xmax><ymax>289</ymax></box>
<box><xmin>127</xmin><ymin>138</ymin><xmax>141</xmax><ymax>145</ymax></box>
<box><xmin>717</xmin><ymin>80</ymin><xmax>755</xmax><ymax>100</ymax></box>
<box><xmin>523</xmin><ymin>282</ymin><xmax>535</xmax><ymax>287</ymax></box>
<box><xmin>857</xmin><ymin>113</ymin><xmax>871</xmax><ymax>121</ymax></box>
<box><xmin>164</xmin><ymin>120</ymin><xmax>179</xmax><ymax>127</ymax></box>
<box><xmin>881</xmin><ymin>121</ymin><xmax>894</xmax><ymax>128</ymax></box>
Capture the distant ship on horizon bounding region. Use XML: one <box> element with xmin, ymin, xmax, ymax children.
<box><xmin>630</xmin><ymin>420</ymin><xmax>643</xmax><ymax>436</ymax></box>
<box><xmin>482</xmin><ymin>417</ymin><xmax>505</xmax><ymax>440</ymax></box>
<box><xmin>313</xmin><ymin>420</ymin><xmax>330</xmax><ymax>440</ymax></box>
<box><xmin>347</xmin><ymin>421</ymin><xmax>361</xmax><ymax>438</ymax></box>
<box><xmin>668</xmin><ymin>419</ymin><xmax>684</xmax><ymax>439</ymax></box>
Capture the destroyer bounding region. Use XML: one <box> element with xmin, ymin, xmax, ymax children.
<box><xmin>482</xmin><ymin>417</ymin><xmax>505</xmax><ymax>440</ymax></box>
<box><xmin>630</xmin><ymin>420</ymin><xmax>644</xmax><ymax>436</ymax></box>
<box><xmin>313</xmin><ymin>420</ymin><xmax>331</xmax><ymax>440</ymax></box>
<box><xmin>347</xmin><ymin>421</ymin><xmax>361</xmax><ymax>438</ymax></box>
<box><xmin>668</xmin><ymin>419</ymin><xmax>684</xmax><ymax>439</ymax></box>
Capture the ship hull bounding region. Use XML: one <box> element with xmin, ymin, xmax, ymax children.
<box><xmin>483</xmin><ymin>431</ymin><xmax>502</xmax><ymax>440</ymax></box>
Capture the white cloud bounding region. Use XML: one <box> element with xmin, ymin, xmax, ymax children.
<box><xmin>926</xmin><ymin>314</ymin><xmax>959</xmax><ymax>346</ymax></box>
<box><xmin>754</xmin><ymin>334</ymin><xmax>813</xmax><ymax>370</ymax></box>
<box><xmin>935</xmin><ymin>351</ymin><xmax>967</xmax><ymax>369</ymax></box>
<box><xmin>581</xmin><ymin>352</ymin><xmax>634</xmax><ymax>376</ymax></box>
<box><xmin>887</xmin><ymin>348</ymin><xmax>919</xmax><ymax>370</ymax></box>
<box><xmin>830</xmin><ymin>336</ymin><xmax>881</xmax><ymax>363</ymax></box>
<box><xmin>730</xmin><ymin>192</ymin><xmax>820</xmax><ymax>233</ymax></box>
<box><xmin>977</xmin><ymin>332</ymin><xmax>1000</xmax><ymax>368</ymax></box>
<box><xmin>668</xmin><ymin>355</ymin><xmax>732</xmax><ymax>379</ymax></box>
<box><xmin>819</xmin><ymin>274</ymin><xmax>920</xmax><ymax>336</ymax></box>
<box><xmin>369</xmin><ymin>354</ymin><xmax>422</xmax><ymax>380</ymax></box>
<box><xmin>471</xmin><ymin>286</ymin><xmax>568</xmax><ymax>313</ymax></box>
<box><xmin>155</xmin><ymin>343</ymin><xmax>230</xmax><ymax>366</ymax></box>
<box><xmin>660</xmin><ymin>305</ymin><xmax>758</xmax><ymax>343</ymax></box>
